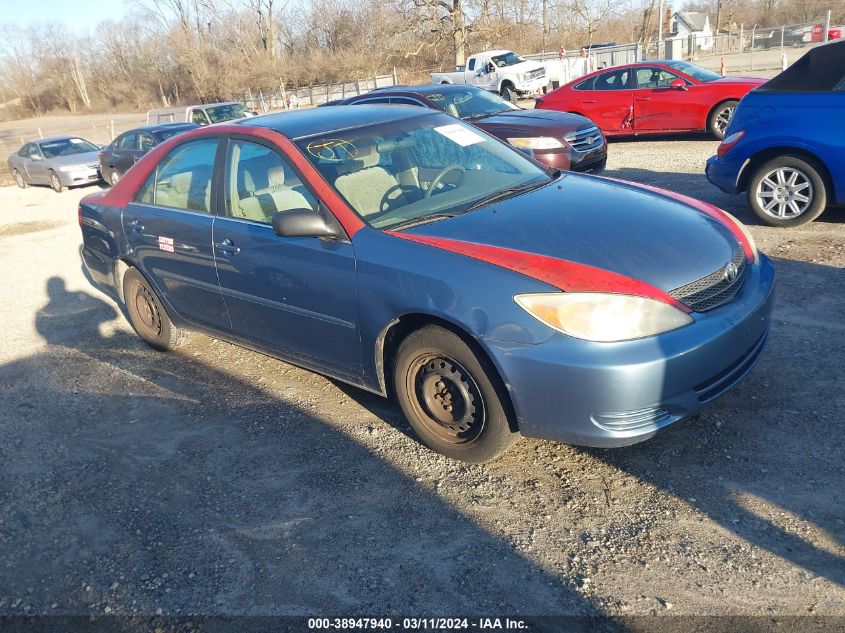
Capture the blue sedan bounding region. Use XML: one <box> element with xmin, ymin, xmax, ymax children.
<box><xmin>707</xmin><ymin>40</ymin><xmax>845</xmax><ymax>227</ymax></box>
<box><xmin>79</xmin><ymin>105</ymin><xmax>774</xmax><ymax>462</ymax></box>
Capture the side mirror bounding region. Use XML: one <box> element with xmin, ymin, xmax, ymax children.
<box><xmin>30</xmin><ymin>154</ymin><xmax>43</xmax><ymax>161</ymax></box>
<box><xmin>670</xmin><ymin>78</ymin><xmax>688</xmax><ymax>91</ymax></box>
<box><xmin>272</xmin><ymin>208</ymin><xmax>342</xmax><ymax>239</ymax></box>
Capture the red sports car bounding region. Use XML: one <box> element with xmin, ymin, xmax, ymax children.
<box><xmin>535</xmin><ymin>61</ymin><xmax>767</xmax><ymax>139</ymax></box>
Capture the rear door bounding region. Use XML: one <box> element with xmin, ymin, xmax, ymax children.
<box><xmin>575</xmin><ymin>68</ymin><xmax>634</xmax><ymax>133</ymax></box>
<box><xmin>212</xmin><ymin>136</ymin><xmax>362</xmax><ymax>379</ymax></box>
<box><xmin>113</xmin><ymin>133</ymin><xmax>138</xmax><ymax>175</ymax></box>
<box><xmin>123</xmin><ymin>136</ymin><xmax>230</xmax><ymax>331</ymax></box>
<box><xmin>632</xmin><ymin>66</ymin><xmax>699</xmax><ymax>132</ymax></box>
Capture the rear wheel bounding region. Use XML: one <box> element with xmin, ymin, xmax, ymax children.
<box><xmin>109</xmin><ymin>168</ymin><xmax>120</xmax><ymax>186</ymax></box>
<box><xmin>49</xmin><ymin>170</ymin><xmax>63</xmax><ymax>193</ymax></box>
<box><xmin>13</xmin><ymin>169</ymin><xmax>27</xmax><ymax>188</ymax></box>
<box><xmin>123</xmin><ymin>268</ymin><xmax>191</xmax><ymax>350</ymax></box>
<box><xmin>747</xmin><ymin>156</ymin><xmax>827</xmax><ymax>227</ymax></box>
<box><xmin>393</xmin><ymin>325</ymin><xmax>520</xmax><ymax>463</ymax></box>
<box><xmin>708</xmin><ymin>100</ymin><xmax>738</xmax><ymax>140</ymax></box>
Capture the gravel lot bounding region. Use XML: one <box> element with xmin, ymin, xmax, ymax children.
<box><xmin>0</xmin><ymin>136</ymin><xmax>843</xmax><ymax>624</ymax></box>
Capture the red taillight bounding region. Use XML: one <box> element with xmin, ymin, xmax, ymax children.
<box><xmin>717</xmin><ymin>130</ymin><xmax>745</xmax><ymax>158</ymax></box>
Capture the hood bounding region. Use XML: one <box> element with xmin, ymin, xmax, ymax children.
<box><xmin>712</xmin><ymin>75</ymin><xmax>768</xmax><ymax>86</ymax></box>
<box><xmin>473</xmin><ymin>109</ymin><xmax>596</xmax><ymax>137</ymax></box>
<box><xmin>406</xmin><ymin>174</ymin><xmax>741</xmax><ymax>292</ymax></box>
<box><xmin>47</xmin><ymin>151</ymin><xmax>101</xmax><ymax>167</ymax></box>
<box><xmin>509</xmin><ymin>60</ymin><xmax>545</xmax><ymax>74</ymax></box>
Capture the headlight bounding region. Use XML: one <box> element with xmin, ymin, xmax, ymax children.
<box><xmin>514</xmin><ymin>292</ymin><xmax>693</xmax><ymax>342</ymax></box>
<box><xmin>507</xmin><ymin>137</ymin><xmax>564</xmax><ymax>150</ymax></box>
<box><xmin>720</xmin><ymin>210</ymin><xmax>759</xmax><ymax>264</ymax></box>
<box><xmin>58</xmin><ymin>164</ymin><xmax>78</xmax><ymax>172</ymax></box>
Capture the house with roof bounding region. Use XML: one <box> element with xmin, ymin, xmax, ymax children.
<box><xmin>670</xmin><ymin>11</ymin><xmax>714</xmax><ymax>51</ymax></box>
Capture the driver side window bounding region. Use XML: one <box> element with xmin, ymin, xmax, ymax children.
<box><xmin>224</xmin><ymin>140</ymin><xmax>318</xmax><ymax>224</ymax></box>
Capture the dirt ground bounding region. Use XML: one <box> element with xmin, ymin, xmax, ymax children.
<box><xmin>0</xmin><ymin>135</ymin><xmax>843</xmax><ymax>625</ymax></box>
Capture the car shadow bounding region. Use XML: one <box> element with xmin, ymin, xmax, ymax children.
<box><xmin>604</xmin><ymin>166</ymin><xmax>845</xmax><ymax>227</ymax></box>
<box><xmin>1</xmin><ymin>277</ymin><xmax>606</xmax><ymax>622</ymax></box>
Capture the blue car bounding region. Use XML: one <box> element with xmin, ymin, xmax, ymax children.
<box><xmin>80</xmin><ymin>106</ymin><xmax>774</xmax><ymax>462</ymax></box>
<box><xmin>707</xmin><ymin>40</ymin><xmax>845</xmax><ymax>227</ymax></box>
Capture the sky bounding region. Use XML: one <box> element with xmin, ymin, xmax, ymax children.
<box><xmin>0</xmin><ymin>0</ymin><xmax>129</xmax><ymax>34</ymax></box>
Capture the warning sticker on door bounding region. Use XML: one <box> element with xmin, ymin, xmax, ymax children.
<box><xmin>157</xmin><ymin>236</ymin><xmax>174</xmax><ymax>253</ymax></box>
<box><xmin>433</xmin><ymin>124</ymin><xmax>485</xmax><ymax>147</ymax></box>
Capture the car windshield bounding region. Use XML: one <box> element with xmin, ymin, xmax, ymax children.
<box><xmin>296</xmin><ymin>113</ymin><xmax>551</xmax><ymax>230</ymax></box>
<box><xmin>662</xmin><ymin>61</ymin><xmax>721</xmax><ymax>82</ymax></box>
<box><xmin>491</xmin><ymin>52</ymin><xmax>525</xmax><ymax>68</ymax></box>
<box><xmin>205</xmin><ymin>104</ymin><xmax>248</xmax><ymax>123</ymax></box>
<box><xmin>39</xmin><ymin>138</ymin><xmax>99</xmax><ymax>158</ymax></box>
<box><xmin>426</xmin><ymin>88</ymin><xmax>519</xmax><ymax>119</ymax></box>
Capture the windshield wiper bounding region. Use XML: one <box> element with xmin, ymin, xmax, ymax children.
<box><xmin>466</xmin><ymin>109</ymin><xmax>512</xmax><ymax>121</ymax></box>
<box><xmin>387</xmin><ymin>213</ymin><xmax>459</xmax><ymax>231</ymax></box>
<box><xmin>465</xmin><ymin>179</ymin><xmax>548</xmax><ymax>212</ymax></box>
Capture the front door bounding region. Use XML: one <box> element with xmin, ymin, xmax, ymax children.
<box><xmin>579</xmin><ymin>67</ymin><xmax>634</xmax><ymax>134</ymax></box>
<box><xmin>24</xmin><ymin>144</ymin><xmax>49</xmax><ymax>184</ymax></box>
<box><xmin>632</xmin><ymin>67</ymin><xmax>699</xmax><ymax>132</ymax></box>
<box><xmin>112</xmin><ymin>132</ymin><xmax>138</xmax><ymax>176</ymax></box>
<box><xmin>212</xmin><ymin>137</ymin><xmax>361</xmax><ymax>379</ymax></box>
<box><xmin>124</xmin><ymin>136</ymin><xmax>230</xmax><ymax>331</ymax></box>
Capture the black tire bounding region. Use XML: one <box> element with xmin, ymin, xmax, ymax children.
<box><xmin>13</xmin><ymin>169</ymin><xmax>28</xmax><ymax>189</ymax></box>
<box><xmin>746</xmin><ymin>155</ymin><xmax>827</xmax><ymax>227</ymax></box>
<box><xmin>123</xmin><ymin>268</ymin><xmax>191</xmax><ymax>350</ymax></box>
<box><xmin>393</xmin><ymin>325</ymin><xmax>520</xmax><ymax>463</ymax></box>
<box><xmin>501</xmin><ymin>84</ymin><xmax>517</xmax><ymax>104</ymax></box>
<box><xmin>48</xmin><ymin>170</ymin><xmax>63</xmax><ymax>193</ymax></box>
<box><xmin>708</xmin><ymin>99</ymin><xmax>738</xmax><ymax>140</ymax></box>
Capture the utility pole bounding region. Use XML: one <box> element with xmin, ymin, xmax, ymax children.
<box><xmin>542</xmin><ymin>0</ymin><xmax>547</xmax><ymax>58</ymax></box>
<box><xmin>824</xmin><ymin>9</ymin><xmax>831</xmax><ymax>42</ymax></box>
<box><xmin>657</xmin><ymin>0</ymin><xmax>664</xmax><ymax>59</ymax></box>
<box><xmin>715</xmin><ymin>0</ymin><xmax>722</xmax><ymax>34</ymax></box>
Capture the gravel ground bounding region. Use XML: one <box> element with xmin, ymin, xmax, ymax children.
<box><xmin>0</xmin><ymin>137</ymin><xmax>843</xmax><ymax>624</ymax></box>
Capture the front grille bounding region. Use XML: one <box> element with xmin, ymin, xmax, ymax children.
<box><xmin>526</xmin><ymin>67</ymin><xmax>546</xmax><ymax>81</ymax></box>
<box><xmin>670</xmin><ymin>249</ymin><xmax>747</xmax><ymax>312</ymax></box>
<box><xmin>564</xmin><ymin>126</ymin><xmax>604</xmax><ymax>153</ymax></box>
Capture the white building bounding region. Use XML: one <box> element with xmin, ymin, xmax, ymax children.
<box><xmin>669</xmin><ymin>11</ymin><xmax>714</xmax><ymax>52</ymax></box>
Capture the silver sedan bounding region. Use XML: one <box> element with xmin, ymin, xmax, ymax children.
<box><xmin>8</xmin><ymin>136</ymin><xmax>102</xmax><ymax>193</ymax></box>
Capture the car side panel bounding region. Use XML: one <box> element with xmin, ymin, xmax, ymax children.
<box><xmin>80</xmin><ymin>198</ymin><xmax>126</xmax><ymax>291</ymax></box>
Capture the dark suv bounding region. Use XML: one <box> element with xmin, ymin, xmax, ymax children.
<box><xmin>325</xmin><ymin>84</ymin><xmax>606</xmax><ymax>173</ymax></box>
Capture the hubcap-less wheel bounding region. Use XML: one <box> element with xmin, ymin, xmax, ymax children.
<box><xmin>714</xmin><ymin>105</ymin><xmax>735</xmax><ymax>137</ymax></box>
<box><xmin>755</xmin><ymin>167</ymin><xmax>813</xmax><ymax>219</ymax></box>
<box><xmin>110</xmin><ymin>170</ymin><xmax>120</xmax><ymax>185</ymax></box>
<box><xmin>133</xmin><ymin>283</ymin><xmax>162</xmax><ymax>338</ymax></box>
<box><xmin>14</xmin><ymin>170</ymin><xmax>24</xmax><ymax>188</ymax></box>
<box><xmin>407</xmin><ymin>354</ymin><xmax>485</xmax><ymax>443</ymax></box>
<box><xmin>50</xmin><ymin>173</ymin><xmax>62</xmax><ymax>192</ymax></box>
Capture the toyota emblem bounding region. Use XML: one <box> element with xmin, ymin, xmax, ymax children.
<box><xmin>724</xmin><ymin>262</ymin><xmax>739</xmax><ymax>283</ymax></box>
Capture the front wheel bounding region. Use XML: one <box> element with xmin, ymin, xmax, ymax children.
<box><xmin>500</xmin><ymin>84</ymin><xmax>517</xmax><ymax>103</ymax></box>
<box><xmin>393</xmin><ymin>325</ymin><xmax>520</xmax><ymax>463</ymax></box>
<box><xmin>708</xmin><ymin>100</ymin><xmax>738</xmax><ymax>140</ymax></box>
<box><xmin>747</xmin><ymin>156</ymin><xmax>827</xmax><ymax>227</ymax></box>
<box><xmin>49</xmin><ymin>170</ymin><xmax>63</xmax><ymax>193</ymax></box>
<box><xmin>123</xmin><ymin>268</ymin><xmax>191</xmax><ymax>350</ymax></box>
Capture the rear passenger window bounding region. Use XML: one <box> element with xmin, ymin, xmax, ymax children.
<box><xmin>224</xmin><ymin>140</ymin><xmax>318</xmax><ymax>224</ymax></box>
<box><xmin>135</xmin><ymin>138</ymin><xmax>218</xmax><ymax>212</ymax></box>
<box><xmin>593</xmin><ymin>69</ymin><xmax>630</xmax><ymax>91</ymax></box>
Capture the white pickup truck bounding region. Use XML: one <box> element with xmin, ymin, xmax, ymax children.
<box><xmin>430</xmin><ymin>50</ymin><xmax>548</xmax><ymax>102</ymax></box>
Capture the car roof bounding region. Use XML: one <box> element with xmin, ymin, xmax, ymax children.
<box><xmin>242</xmin><ymin>105</ymin><xmax>433</xmax><ymax>139</ymax></box>
<box><xmin>389</xmin><ymin>84</ymin><xmax>482</xmax><ymax>96</ymax></box>
<box><xmin>124</xmin><ymin>123</ymin><xmax>198</xmax><ymax>135</ymax></box>
<box><xmin>37</xmin><ymin>135</ymin><xmax>88</xmax><ymax>143</ymax></box>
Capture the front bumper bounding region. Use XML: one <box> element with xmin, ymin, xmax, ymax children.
<box><xmin>485</xmin><ymin>253</ymin><xmax>775</xmax><ymax>447</ymax></box>
<box><xmin>531</xmin><ymin>144</ymin><xmax>607</xmax><ymax>173</ymax></box>
<box><xmin>705</xmin><ymin>154</ymin><xmax>744</xmax><ymax>195</ymax></box>
<box><xmin>516</xmin><ymin>77</ymin><xmax>549</xmax><ymax>96</ymax></box>
<box><xmin>59</xmin><ymin>167</ymin><xmax>101</xmax><ymax>187</ymax></box>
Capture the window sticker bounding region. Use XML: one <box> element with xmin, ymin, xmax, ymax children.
<box><xmin>305</xmin><ymin>138</ymin><xmax>358</xmax><ymax>162</ymax></box>
<box><xmin>69</xmin><ymin>138</ymin><xmax>84</xmax><ymax>144</ymax></box>
<box><xmin>434</xmin><ymin>124</ymin><xmax>485</xmax><ymax>147</ymax></box>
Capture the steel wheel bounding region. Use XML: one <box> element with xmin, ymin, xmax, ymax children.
<box><xmin>110</xmin><ymin>169</ymin><xmax>120</xmax><ymax>185</ymax></box>
<box><xmin>132</xmin><ymin>282</ymin><xmax>163</xmax><ymax>339</ymax></box>
<box><xmin>405</xmin><ymin>353</ymin><xmax>486</xmax><ymax>444</ymax></box>
<box><xmin>755</xmin><ymin>166</ymin><xmax>813</xmax><ymax>220</ymax></box>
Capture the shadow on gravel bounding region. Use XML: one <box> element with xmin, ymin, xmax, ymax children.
<box><xmin>604</xmin><ymin>166</ymin><xmax>845</xmax><ymax>228</ymax></box>
<box><xmin>0</xmin><ymin>277</ymin><xmax>605</xmax><ymax>620</ymax></box>
<box><xmin>586</xmin><ymin>256</ymin><xmax>845</xmax><ymax>588</ymax></box>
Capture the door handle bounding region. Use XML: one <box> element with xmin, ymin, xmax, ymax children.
<box><xmin>128</xmin><ymin>218</ymin><xmax>144</xmax><ymax>232</ymax></box>
<box><xmin>582</xmin><ymin>99</ymin><xmax>597</xmax><ymax>104</ymax></box>
<box><xmin>635</xmin><ymin>97</ymin><xmax>651</xmax><ymax>101</ymax></box>
<box><xmin>215</xmin><ymin>238</ymin><xmax>240</xmax><ymax>257</ymax></box>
